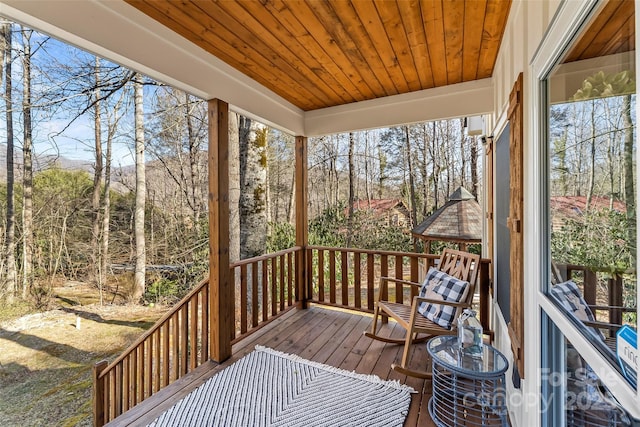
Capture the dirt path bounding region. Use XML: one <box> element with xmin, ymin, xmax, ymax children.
<box><xmin>0</xmin><ymin>289</ymin><xmax>168</xmax><ymax>427</ymax></box>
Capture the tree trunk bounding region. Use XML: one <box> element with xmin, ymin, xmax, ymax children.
<box><xmin>378</xmin><ymin>141</ymin><xmax>386</xmax><ymax>199</ymax></box>
<box><xmin>21</xmin><ymin>28</ymin><xmax>34</xmax><ymax>299</ymax></box>
<box><xmin>421</xmin><ymin>123</ymin><xmax>430</xmax><ymax>216</ymax></box>
<box><xmin>91</xmin><ymin>57</ymin><xmax>104</xmax><ymax>290</ymax></box>
<box><xmin>238</xmin><ymin>116</ymin><xmax>267</xmax><ymax>259</ymax></box>
<box><xmin>432</xmin><ymin>122</ymin><xmax>440</xmax><ymax>209</ymax></box>
<box><xmin>185</xmin><ymin>93</ymin><xmax>200</xmax><ymax>226</ymax></box>
<box><xmin>459</xmin><ymin>119</ymin><xmax>467</xmax><ymax>185</ymax></box>
<box><xmin>470</xmin><ymin>134</ymin><xmax>478</xmax><ymax>200</ymax></box>
<box><xmin>347</xmin><ymin>132</ymin><xmax>355</xmax><ymax>247</ymax></box>
<box><xmin>405</xmin><ymin>126</ymin><xmax>417</xmax><ymax>226</ymax></box>
<box><xmin>101</xmin><ymin>116</ymin><xmax>113</xmax><ymax>305</ymax></box>
<box><xmin>623</xmin><ymin>94</ymin><xmax>636</xmax><ymax>258</ymax></box>
<box><xmin>3</xmin><ymin>23</ymin><xmax>16</xmax><ymax>302</ymax></box>
<box><xmin>133</xmin><ymin>75</ymin><xmax>146</xmax><ymax>301</ymax></box>
<box><xmin>228</xmin><ymin>112</ymin><xmax>241</xmax><ymax>264</ymax></box>
<box><xmin>585</xmin><ymin>99</ymin><xmax>596</xmax><ymax>209</ymax></box>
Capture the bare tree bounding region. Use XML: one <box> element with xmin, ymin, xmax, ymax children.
<box><xmin>21</xmin><ymin>27</ymin><xmax>34</xmax><ymax>298</ymax></box>
<box><xmin>91</xmin><ymin>57</ymin><xmax>104</xmax><ymax>291</ymax></box>
<box><xmin>3</xmin><ymin>23</ymin><xmax>16</xmax><ymax>302</ymax></box>
<box><xmin>347</xmin><ymin>132</ymin><xmax>355</xmax><ymax>247</ymax></box>
<box><xmin>622</xmin><ymin>94</ymin><xmax>635</xmax><ymax>257</ymax></box>
<box><xmin>133</xmin><ymin>75</ymin><xmax>146</xmax><ymax>301</ymax></box>
<box><xmin>404</xmin><ymin>126</ymin><xmax>417</xmax><ymax>226</ymax></box>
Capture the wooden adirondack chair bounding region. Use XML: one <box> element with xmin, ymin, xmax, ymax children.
<box><xmin>365</xmin><ymin>248</ymin><xmax>480</xmax><ymax>378</ymax></box>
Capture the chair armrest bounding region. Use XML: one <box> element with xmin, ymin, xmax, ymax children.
<box><xmin>413</xmin><ymin>296</ymin><xmax>471</xmax><ymax>309</ymax></box>
<box><xmin>376</xmin><ymin>277</ymin><xmax>421</xmax><ymax>302</ymax></box>
<box><xmin>583</xmin><ymin>320</ymin><xmax>623</xmax><ymax>332</ymax></box>
<box><xmin>380</xmin><ymin>277</ymin><xmax>421</xmax><ymax>289</ymax></box>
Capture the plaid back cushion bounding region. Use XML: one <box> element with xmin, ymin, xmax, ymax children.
<box><xmin>550</xmin><ymin>280</ymin><xmax>604</xmax><ymax>339</ymax></box>
<box><xmin>417</xmin><ymin>267</ymin><xmax>470</xmax><ymax>329</ymax></box>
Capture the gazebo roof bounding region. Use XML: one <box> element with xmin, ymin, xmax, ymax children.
<box><xmin>411</xmin><ymin>186</ymin><xmax>482</xmax><ymax>243</ymax></box>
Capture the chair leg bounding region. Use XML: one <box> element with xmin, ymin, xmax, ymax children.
<box><xmin>370</xmin><ymin>303</ymin><xmax>380</xmax><ymax>336</ymax></box>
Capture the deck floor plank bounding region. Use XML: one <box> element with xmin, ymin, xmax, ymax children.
<box><xmin>105</xmin><ymin>305</ymin><xmax>436</xmax><ymax>427</ymax></box>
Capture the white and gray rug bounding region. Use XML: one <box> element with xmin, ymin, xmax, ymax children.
<box><xmin>148</xmin><ymin>345</ymin><xmax>415</xmax><ymax>427</ymax></box>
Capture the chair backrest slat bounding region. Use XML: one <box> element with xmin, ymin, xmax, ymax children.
<box><xmin>438</xmin><ymin>248</ymin><xmax>480</xmax><ymax>305</ymax></box>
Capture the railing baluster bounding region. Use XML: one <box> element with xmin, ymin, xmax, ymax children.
<box><xmin>201</xmin><ymin>287</ymin><xmax>209</xmax><ymax>363</ymax></box>
<box><xmin>609</xmin><ymin>274</ymin><xmax>623</xmax><ymax>326</ymax></box>
<box><xmin>410</xmin><ymin>257</ymin><xmax>419</xmax><ymax>299</ymax></box>
<box><xmin>329</xmin><ymin>250</ymin><xmax>336</xmax><ymax>303</ymax></box>
<box><xmin>114</xmin><ymin>362</ymin><xmax>122</xmax><ymax>418</ymax></box>
<box><xmin>153</xmin><ymin>330</ymin><xmax>160</xmax><ymax>393</ymax></box>
<box><xmin>162</xmin><ymin>321</ymin><xmax>169</xmax><ymax>387</ymax></box>
<box><xmin>287</xmin><ymin>252</ymin><xmax>293</xmax><ymax>306</ymax></box>
<box><xmin>395</xmin><ymin>254</ymin><xmax>403</xmax><ymax>304</ymax></box>
<box><xmin>130</xmin><ymin>348</ymin><xmax>137</xmax><ymax>406</ymax></box>
<box><xmin>252</xmin><ymin>262</ymin><xmax>259</xmax><ymax>327</ymax></box>
<box><xmin>381</xmin><ymin>254</ymin><xmax>388</xmax><ymax>300</ymax></box>
<box><xmin>240</xmin><ymin>264</ymin><xmax>248</xmax><ymax>334</ymax></box>
<box><xmin>171</xmin><ymin>313</ymin><xmax>179</xmax><ymax>382</ymax></box>
<box><xmin>367</xmin><ymin>253</ymin><xmax>374</xmax><ymax>310</ymax></box>
<box><xmin>137</xmin><ymin>345</ymin><xmax>144</xmax><ymax>403</ymax></box>
<box><xmin>189</xmin><ymin>295</ymin><xmax>198</xmax><ymax>370</ymax></box>
<box><xmin>262</xmin><ymin>260</ymin><xmax>269</xmax><ymax>322</ymax></box>
<box><xmin>354</xmin><ymin>252</ymin><xmax>361</xmax><ymax>309</ymax></box>
<box><xmin>318</xmin><ymin>249</ymin><xmax>325</xmax><ymax>302</ymax></box>
<box><xmin>145</xmin><ymin>339</ymin><xmax>152</xmax><ymax>398</ymax></box>
<box><xmin>280</xmin><ymin>254</ymin><xmax>286</xmax><ymax>311</ymax></box>
<box><xmin>341</xmin><ymin>251</ymin><xmax>349</xmax><ymax>306</ymax></box>
<box><xmin>271</xmin><ymin>257</ymin><xmax>277</xmax><ymax>316</ymax></box>
<box><xmin>180</xmin><ymin>306</ymin><xmax>188</xmax><ymax>376</ymax></box>
<box><xmin>122</xmin><ymin>357</ymin><xmax>129</xmax><ymax>413</ymax></box>
<box><xmin>583</xmin><ymin>268</ymin><xmax>597</xmax><ymax>306</ymax></box>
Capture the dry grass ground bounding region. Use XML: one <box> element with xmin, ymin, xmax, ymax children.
<box><xmin>0</xmin><ymin>283</ymin><xmax>168</xmax><ymax>427</ymax></box>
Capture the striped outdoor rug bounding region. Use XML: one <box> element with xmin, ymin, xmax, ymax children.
<box><xmin>148</xmin><ymin>345</ymin><xmax>415</xmax><ymax>427</ymax></box>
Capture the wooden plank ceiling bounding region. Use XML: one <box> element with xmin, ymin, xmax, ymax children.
<box><xmin>125</xmin><ymin>0</ymin><xmax>511</xmax><ymax>111</ymax></box>
<box><xmin>565</xmin><ymin>0</ymin><xmax>635</xmax><ymax>63</ymax></box>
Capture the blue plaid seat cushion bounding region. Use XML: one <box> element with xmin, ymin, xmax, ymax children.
<box><xmin>550</xmin><ymin>280</ymin><xmax>604</xmax><ymax>339</ymax></box>
<box><xmin>417</xmin><ymin>267</ymin><xmax>470</xmax><ymax>330</ymax></box>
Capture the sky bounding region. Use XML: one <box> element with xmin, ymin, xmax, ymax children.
<box><xmin>0</xmin><ymin>23</ymin><xmax>147</xmax><ymax>168</ymax></box>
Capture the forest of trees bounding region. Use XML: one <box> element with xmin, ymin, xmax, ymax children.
<box><xmin>0</xmin><ymin>22</ymin><xmax>481</xmax><ymax>307</ymax></box>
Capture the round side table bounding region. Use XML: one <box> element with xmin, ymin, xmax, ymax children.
<box><xmin>427</xmin><ymin>335</ymin><xmax>509</xmax><ymax>427</ymax></box>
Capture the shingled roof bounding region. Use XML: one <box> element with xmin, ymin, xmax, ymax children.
<box><xmin>411</xmin><ymin>187</ymin><xmax>482</xmax><ymax>243</ymax></box>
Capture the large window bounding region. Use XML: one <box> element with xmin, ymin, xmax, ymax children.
<box><xmin>542</xmin><ymin>1</ymin><xmax>637</xmax><ymax>424</ymax></box>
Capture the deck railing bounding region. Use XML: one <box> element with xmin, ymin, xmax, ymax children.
<box><xmin>230</xmin><ymin>246</ymin><xmax>301</xmax><ymax>342</ymax></box>
<box><xmin>92</xmin><ymin>247</ymin><xmax>301</xmax><ymax>426</ymax></box>
<box><xmin>92</xmin><ymin>278</ymin><xmax>211</xmax><ymax>426</ymax></box>
<box><xmin>93</xmin><ymin>245</ymin><xmax>491</xmax><ymax>426</ymax></box>
<box><xmin>306</xmin><ymin>246</ymin><xmax>493</xmax><ymax>334</ymax></box>
<box><xmin>555</xmin><ymin>262</ymin><xmax>636</xmax><ymax>329</ymax></box>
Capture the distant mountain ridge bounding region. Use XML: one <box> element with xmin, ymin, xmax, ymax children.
<box><xmin>0</xmin><ymin>143</ymin><xmax>95</xmax><ymax>181</ymax></box>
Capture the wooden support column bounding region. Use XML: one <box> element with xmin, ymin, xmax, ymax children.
<box><xmin>295</xmin><ymin>136</ymin><xmax>309</xmax><ymax>309</ymax></box>
<box><xmin>208</xmin><ymin>99</ymin><xmax>232</xmax><ymax>362</ymax></box>
<box><xmin>92</xmin><ymin>360</ymin><xmax>108</xmax><ymax>427</ymax></box>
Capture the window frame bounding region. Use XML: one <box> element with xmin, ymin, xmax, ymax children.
<box><xmin>531</xmin><ymin>0</ymin><xmax>640</xmax><ymax>420</ymax></box>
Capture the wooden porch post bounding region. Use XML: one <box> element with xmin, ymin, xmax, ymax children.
<box><xmin>208</xmin><ymin>99</ymin><xmax>232</xmax><ymax>362</ymax></box>
<box><xmin>295</xmin><ymin>136</ymin><xmax>309</xmax><ymax>309</ymax></box>
<box><xmin>92</xmin><ymin>360</ymin><xmax>108</xmax><ymax>427</ymax></box>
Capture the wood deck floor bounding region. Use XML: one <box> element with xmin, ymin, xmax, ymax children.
<box><xmin>106</xmin><ymin>305</ymin><xmax>437</xmax><ymax>427</ymax></box>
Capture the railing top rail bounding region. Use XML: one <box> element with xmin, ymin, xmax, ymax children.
<box><xmin>560</xmin><ymin>263</ymin><xmax>637</xmax><ymax>276</ymax></box>
<box><xmin>230</xmin><ymin>246</ymin><xmax>302</xmax><ymax>268</ymax></box>
<box><xmin>97</xmin><ymin>277</ymin><xmax>210</xmax><ymax>379</ymax></box>
<box><xmin>307</xmin><ymin>245</ymin><xmax>432</xmax><ymax>259</ymax></box>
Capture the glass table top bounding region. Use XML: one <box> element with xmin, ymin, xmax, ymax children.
<box><xmin>427</xmin><ymin>335</ymin><xmax>509</xmax><ymax>376</ymax></box>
